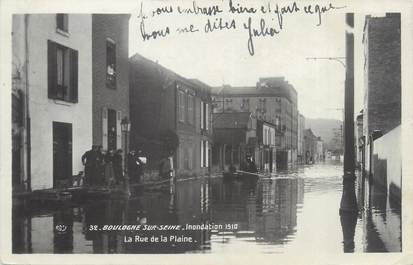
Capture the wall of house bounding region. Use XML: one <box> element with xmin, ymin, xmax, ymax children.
<box><xmin>92</xmin><ymin>14</ymin><xmax>130</xmax><ymax>149</ymax></box>
<box><xmin>370</xmin><ymin>125</ymin><xmax>401</xmax><ymax>201</ymax></box>
<box><xmin>23</xmin><ymin>14</ymin><xmax>92</xmax><ymax>190</ymax></box>
<box><xmin>363</xmin><ymin>14</ymin><xmax>401</xmax><ymax>138</ymax></box>
<box><xmin>129</xmin><ymin>56</ymin><xmax>176</xmax><ymax>168</ymax></box>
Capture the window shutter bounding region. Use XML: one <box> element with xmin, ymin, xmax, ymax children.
<box><xmin>70</xmin><ymin>49</ymin><xmax>78</xmax><ymax>103</ymax></box>
<box><xmin>205</xmin><ymin>103</ymin><xmax>209</xmax><ymax>130</ymax></box>
<box><xmin>116</xmin><ymin>110</ymin><xmax>122</xmax><ymax>150</ymax></box>
<box><xmin>102</xmin><ymin>107</ymin><xmax>108</xmax><ymax>150</ymax></box>
<box><xmin>200</xmin><ymin>102</ymin><xmax>204</xmax><ymax>130</ymax></box>
<box><xmin>200</xmin><ymin>140</ymin><xmax>204</xmax><ymax>168</ymax></box>
<box><xmin>206</xmin><ymin>141</ymin><xmax>209</xmax><ymax>167</ymax></box>
<box><xmin>47</xmin><ymin>40</ymin><xmax>57</xmax><ymax>99</ymax></box>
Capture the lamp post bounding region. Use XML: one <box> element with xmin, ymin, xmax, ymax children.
<box><xmin>121</xmin><ymin>117</ymin><xmax>131</xmax><ymax>197</ymax></box>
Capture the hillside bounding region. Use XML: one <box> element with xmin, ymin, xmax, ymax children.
<box><xmin>305</xmin><ymin>118</ymin><xmax>343</xmax><ymax>151</ymax></box>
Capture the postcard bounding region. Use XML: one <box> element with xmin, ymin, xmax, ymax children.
<box><xmin>0</xmin><ymin>0</ymin><xmax>412</xmax><ymax>264</ymax></box>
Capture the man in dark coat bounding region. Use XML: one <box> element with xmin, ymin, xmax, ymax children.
<box><xmin>113</xmin><ymin>149</ymin><xmax>123</xmax><ymax>185</ymax></box>
<box><xmin>82</xmin><ymin>145</ymin><xmax>97</xmax><ymax>186</ymax></box>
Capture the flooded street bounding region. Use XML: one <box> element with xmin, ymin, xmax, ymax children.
<box><xmin>13</xmin><ymin>163</ymin><xmax>401</xmax><ymax>254</ymax></box>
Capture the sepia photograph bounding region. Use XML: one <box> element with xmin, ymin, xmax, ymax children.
<box><xmin>1</xmin><ymin>0</ymin><xmax>412</xmax><ymax>264</ymax></box>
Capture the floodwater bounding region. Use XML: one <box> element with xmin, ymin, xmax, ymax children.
<box><xmin>12</xmin><ymin>162</ymin><xmax>401</xmax><ymax>254</ymax></box>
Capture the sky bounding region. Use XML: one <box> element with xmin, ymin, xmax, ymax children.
<box><xmin>128</xmin><ymin>2</ymin><xmax>366</xmax><ymax>121</ymax></box>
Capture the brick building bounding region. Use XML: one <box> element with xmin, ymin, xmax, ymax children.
<box><xmin>361</xmin><ymin>13</ymin><xmax>401</xmax><ymax>201</ymax></box>
<box><xmin>212</xmin><ymin>77</ymin><xmax>298</xmax><ymax>168</ymax></box>
<box><xmin>362</xmin><ymin>13</ymin><xmax>401</xmax><ymax>137</ymax></box>
<box><xmin>129</xmin><ymin>54</ymin><xmax>212</xmax><ymax>178</ymax></box>
<box><xmin>12</xmin><ymin>14</ymin><xmax>93</xmax><ymax>190</ymax></box>
<box><xmin>92</xmin><ymin>14</ymin><xmax>130</xmax><ymax>151</ymax></box>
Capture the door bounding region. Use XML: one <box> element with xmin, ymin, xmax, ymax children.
<box><xmin>107</xmin><ymin>108</ymin><xmax>117</xmax><ymax>150</ymax></box>
<box><xmin>53</xmin><ymin>122</ymin><xmax>72</xmax><ymax>188</ymax></box>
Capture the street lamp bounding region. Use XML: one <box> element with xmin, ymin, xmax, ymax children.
<box><xmin>121</xmin><ymin>117</ymin><xmax>131</xmax><ymax>196</ymax></box>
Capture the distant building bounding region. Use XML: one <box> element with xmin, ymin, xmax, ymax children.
<box><xmin>316</xmin><ymin>137</ymin><xmax>324</xmax><ymax>162</ymax></box>
<box><xmin>12</xmin><ymin>14</ymin><xmax>93</xmax><ymax>190</ymax></box>
<box><xmin>211</xmin><ymin>112</ymin><xmax>257</xmax><ymax>173</ymax></box>
<box><xmin>303</xmin><ymin>129</ymin><xmax>317</xmax><ymax>164</ymax></box>
<box><xmin>297</xmin><ymin>113</ymin><xmax>305</xmax><ymax>164</ymax></box>
<box><xmin>361</xmin><ymin>13</ymin><xmax>401</xmax><ymax>201</ymax></box>
<box><xmin>129</xmin><ymin>54</ymin><xmax>213</xmax><ymax>178</ymax></box>
<box><xmin>212</xmin><ymin>77</ymin><xmax>298</xmax><ymax>169</ymax></box>
<box><xmin>92</xmin><ymin>14</ymin><xmax>130</xmax><ymax>151</ymax></box>
<box><xmin>257</xmin><ymin>119</ymin><xmax>282</xmax><ymax>172</ymax></box>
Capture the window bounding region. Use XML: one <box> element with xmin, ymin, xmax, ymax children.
<box><xmin>201</xmin><ymin>140</ymin><xmax>209</xmax><ymax>167</ymax></box>
<box><xmin>184</xmin><ymin>147</ymin><xmax>189</xmax><ymax>170</ymax></box>
<box><xmin>241</xmin><ymin>98</ymin><xmax>250</xmax><ymax>111</ymax></box>
<box><xmin>178</xmin><ymin>90</ymin><xmax>185</xmax><ymax>122</ymax></box>
<box><xmin>188</xmin><ymin>147</ymin><xmax>193</xmax><ymax>169</ymax></box>
<box><xmin>201</xmin><ymin>101</ymin><xmax>209</xmax><ymax>130</ymax></box>
<box><xmin>200</xmin><ymin>140</ymin><xmax>204</xmax><ymax>167</ymax></box>
<box><xmin>106</xmin><ymin>40</ymin><xmax>116</xmax><ymax>89</ymax></box>
<box><xmin>56</xmin><ymin>14</ymin><xmax>68</xmax><ymax>32</ymax></box>
<box><xmin>187</xmin><ymin>94</ymin><xmax>194</xmax><ymax>124</ymax></box>
<box><xmin>48</xmin><ymin>40</ymin><xmax>78</xmax><ymax>102</ymax></box>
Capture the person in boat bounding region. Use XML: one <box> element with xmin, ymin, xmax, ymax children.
<box><xmin>159</xmin><ymin>155</ymin><xmax>173</xmax><ymax>180</ymax></box>
<box><xmin>134</xmin><ymin>150</ymin><xmax>145</xmax><ymax>183</ymax></box>
<box><xmin>246</xmin><ymin>155</ymin><xmax>258</xmax><ymax>173</ymax></box>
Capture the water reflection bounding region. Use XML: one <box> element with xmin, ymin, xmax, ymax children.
<box><xmin>12</xmin><ymin>163</ymin><xmax>401</xmax><ymax>254</ymax></box>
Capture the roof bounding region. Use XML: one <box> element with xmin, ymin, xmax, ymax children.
<box><xmin>129</xmin><ymin>53</ymin><xmax>211</xmax><ymax>95</ymax></box>
<box><xmin>304</xmin><ymin>128</ymin><xmax>317</xmax><ymax>138</ymax></box>
<box><xmin>213</xmin><ymin>112</ymin><xmax>252</xmax><ymax>129</ymax></box>
<box><xmin>213</xmin><ymin>77</ymin><xmax>297</xmax><ymax>104</ymax></box>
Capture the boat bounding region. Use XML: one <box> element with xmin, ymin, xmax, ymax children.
<box><xmin>223</xmin><ymin>170</ymin><xmax>260</xmax><ymax>182</ymax></box>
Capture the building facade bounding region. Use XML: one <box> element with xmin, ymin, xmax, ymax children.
<box><xmin>212</xmin><ymin>77</ymin><xmax>298</xmax><ymax>168</ymax></box>
<box><xmin>303</xmin><ymin>129</ymin><xmax>317</xmax><ymax>164</ymax></box>
<box><xmin>12</xmin><ymin>14</ymin><xmax>93</xmax><ymax>190</ymax></box>
<box><xmin>92</xmin><ymin>14</ymin><xmax>130</xmax><ymax>151</ymax></box>
<box><xmin>297</xmin><ymin>113</ymin><xmax>305</xmax><ymax>164</ymax></box>
<box><xmin>211</xmin><ymin>112</ymin><xmax>257</xmax><ymax>173</ymax></box>
<box><xmin>129</xmin><ymin>54</ymin><xmax>212</xmax><ymax>178</ymax></box>
<box><xmin>257</xmin><ymin>120</ymin><xmax>281</xmax><ymax>172</ymax></box>
<box><xmin>361</xmin><ymin>13</ymin><xmax>401</xmax><ymax>201</ymax></box>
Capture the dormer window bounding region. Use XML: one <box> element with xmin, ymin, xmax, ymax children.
<box><xmin>56</xmin><ymin>14</ymin><xmax>68</xmax><ymax>32</ymax></box>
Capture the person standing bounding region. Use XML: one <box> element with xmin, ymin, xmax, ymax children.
<box><xmin>159</xmin><ymin>155</ymin><xmax>173</xmax><ymax>180</ymax></box>
<box><xmin>81</xmin><ymin>145</ymin><xmax>97</xmax><ymax>186</ymax></box>
<box><xmin>96</xmin><ymin>145</ymin><xmax>105</xmax><ymax>184</ymax></box>
<box><xmin>128</xmin><ymin>150</ymin><xmax>138</xmax><ymax>184</ymax></box>
<box><xmin>103</xmin><ymin>149</ymin><xmax>116</xmax><ymax>187</ymax></box>
<box><xmin>113</xmin><ymin>149</ymin><xmax>123</xmax><ymax>185</ymax></box>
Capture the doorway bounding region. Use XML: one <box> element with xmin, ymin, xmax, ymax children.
<box><xmin>53</xmin><ymin>122</ymin><xmax>72</xmax><ymax>188</ymax></box>
<box><xmin>107</xmin><ymin>108</ymin><xmax>117</xmax><ymax>150</ymax></box>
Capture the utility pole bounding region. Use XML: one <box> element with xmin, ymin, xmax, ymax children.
<box><xmin>339</xmin><ymin>13</ymin><xmax>358</xmax><ymax>253</ymax></box>
<box><xmin>340</xmin><ymin>13</ymin><xmax>358</xmax><ymax>214</ymax></box>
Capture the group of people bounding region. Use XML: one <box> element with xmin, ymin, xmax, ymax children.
<box><xmin>81</xmin><ymin>145</ymin><xmax>145</xmax><ymax>187</ymax></box>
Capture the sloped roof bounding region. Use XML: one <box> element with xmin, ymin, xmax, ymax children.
<box><xmin>213</xmin><ymin>112</ymin><xmax>252</xmax><ymax>129</ymax></box>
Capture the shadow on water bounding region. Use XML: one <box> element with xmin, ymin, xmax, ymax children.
<box><xmin>12</xmin><ymin>163</ymin><xmax>401</xmax><ymax>253</ymax></box>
